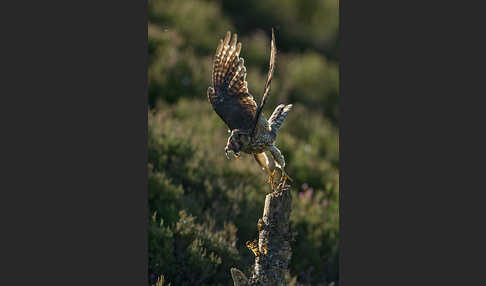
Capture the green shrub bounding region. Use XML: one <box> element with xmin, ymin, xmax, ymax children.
<box><xmin>148</xmin><ymin>99</ymin><xmax>339</xmax><ymax>284</ymax></box>
<box><xmin>148</xmin><ymin>0</ymin><xmax>339</xmax><ymax>284</ymax></box>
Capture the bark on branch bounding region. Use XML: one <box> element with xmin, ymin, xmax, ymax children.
<box><xmin>231</xmin><ymin>182</ymin><xmax>293</xmax><ymax>286</ymax></box>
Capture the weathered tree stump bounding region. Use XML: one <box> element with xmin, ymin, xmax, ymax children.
<box><xmin>231</xmin><ymin>182</ymin><xmax>293</xmax><ymax>286</ymax></box>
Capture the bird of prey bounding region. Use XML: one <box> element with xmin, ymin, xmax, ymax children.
<box><xmin>207</xmin><ymin>29</ymin><xmax>293</xmax><ymax>185</ymax></box>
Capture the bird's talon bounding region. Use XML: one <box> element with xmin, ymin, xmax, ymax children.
<box><xmin>267</xmin><ymin>170</ymin><xmax>277</xmax><ymax>188</ymax></box>
<box><xmin>286</xmin><ymin>174</ymin><xmax>293</xmax><ymax>182</ymax></box>
<box><xmin>279</xmin><ymin>170</ymin><xmax>293</xmax><ymax>186</ymax></box>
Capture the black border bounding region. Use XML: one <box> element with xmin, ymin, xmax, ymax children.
<box><xmin>339</xmin><ymin>1</ymin><xmax>483</xmax><ymax>285</ymax></box>
<box><xmin>2</xmin><ymin>0</ymin><xmax>481</xmax><ymax>285</ymax></box>
<box><xmin>1</xmin><ymin>1</ymin><xmax>148</xmax><ymax>285</ymax></box>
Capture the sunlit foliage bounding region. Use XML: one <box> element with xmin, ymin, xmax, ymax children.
<box><xmin>148</xmin><ymin>0</ymin><xmax>339</xmax><ymax>285</ymax></box>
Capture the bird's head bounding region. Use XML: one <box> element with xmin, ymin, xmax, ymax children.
<box><xmin>225</xmin><ymin>129</ymin><xmax>250</xmax><ymax>159</ymax></box>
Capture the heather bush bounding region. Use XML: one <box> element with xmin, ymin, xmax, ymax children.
<box><xmin>148</xmin><ymin>0</ymin><xmax>339</xmax><ymax>285</ymax></box>
<box><xmin>148</xmin><ymin>100</ymin><xmax>339</xmax><ymax>285</ymax></box>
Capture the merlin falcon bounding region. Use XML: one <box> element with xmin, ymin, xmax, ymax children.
<box><xmin>207</xmin><ymin>29</ymin><xmax>293</xmax><ymax>185</ymax></box>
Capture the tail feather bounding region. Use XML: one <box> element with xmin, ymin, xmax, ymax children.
<box><xmin>269</xmin><ymin>104</ymin><xmax>293</xmax><ymax>134</ymax></box>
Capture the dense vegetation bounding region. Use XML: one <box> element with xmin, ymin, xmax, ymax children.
<box><xmin>148</xmin><ymin>0</ymin><xmax>339</xmax><ymax>285</ymax></box>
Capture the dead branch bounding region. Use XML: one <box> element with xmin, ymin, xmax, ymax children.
<box><xmin>231</xmin><ymin>181</ymin><xmax>293</xmax><ymax>286</ymax></box>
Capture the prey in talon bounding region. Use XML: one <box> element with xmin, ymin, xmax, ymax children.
<box><xmin>207</xmin><ymin>29</ymin><xmax>293</xmax><ymax>186</ymax></box>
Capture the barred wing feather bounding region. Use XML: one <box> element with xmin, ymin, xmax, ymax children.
<box><xmin>208</xmin><ymin>31</ymin><xmax>257</xmax><ymax>131</ymax></box>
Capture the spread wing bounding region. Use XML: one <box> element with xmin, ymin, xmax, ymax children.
<box><xmin>251</xmin><ymin>28</ymin><xmax>276</xmax><ymax>136</ymax></box>
<box><xmin>207</xmin><ymin>31</ymin><xmax>257</xmax><ymax>131</ymax></box>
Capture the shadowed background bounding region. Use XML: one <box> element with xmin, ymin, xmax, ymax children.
<box><xmin>148</xmin><ymin>0</ymin><xmax>339</xmax><ymax>285</ymax></box>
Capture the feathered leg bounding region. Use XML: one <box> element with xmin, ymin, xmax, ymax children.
<box><xmin>268</xmin><ymin>145</ymin><xmax>293</xmax><ymax>185</ymax></box>
<box><xmin>253</xmin><ymin>152</ymin><xmax>277</xmax><ymax>187</ymax></box>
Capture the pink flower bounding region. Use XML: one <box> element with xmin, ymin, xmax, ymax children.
<box><xmin>304</xmin><ymin>188</ymin><xmax>313</xmax><ymax>201</ymax></box>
